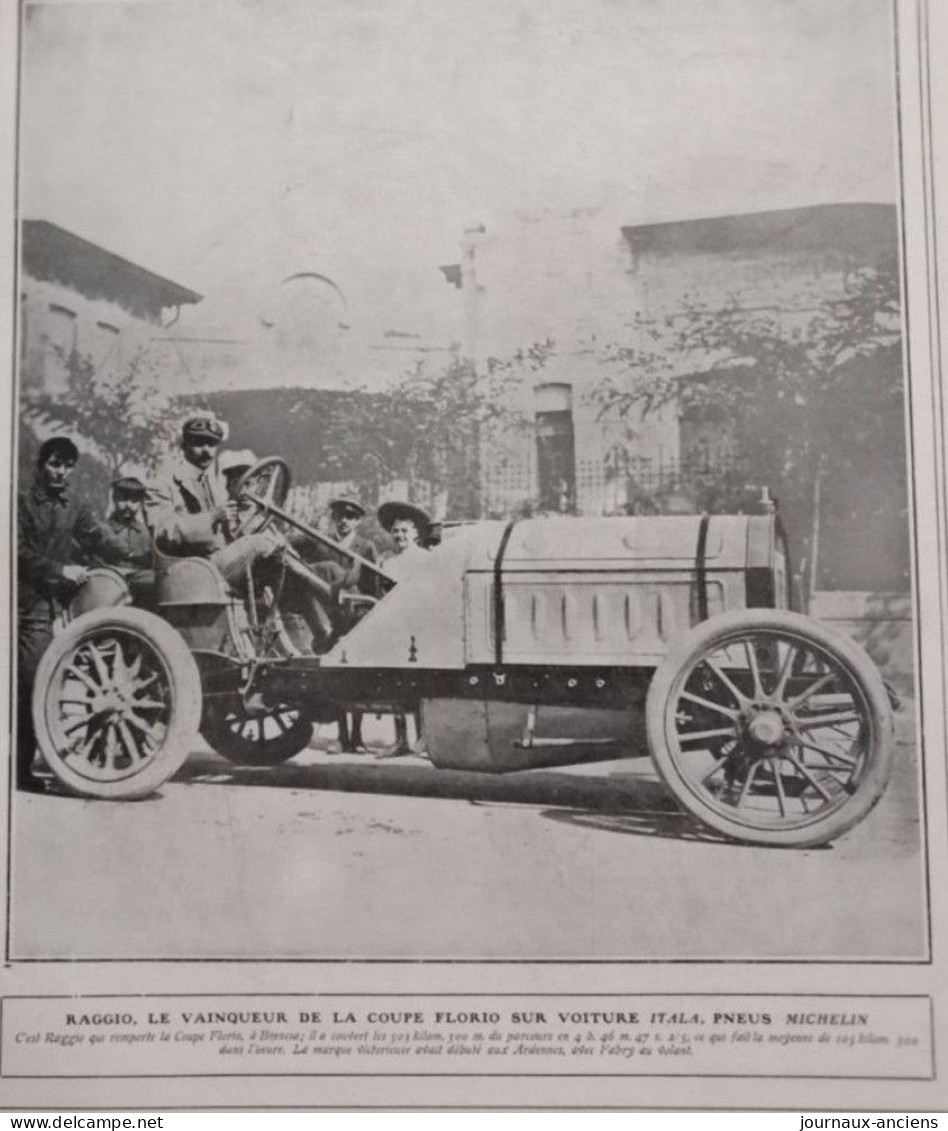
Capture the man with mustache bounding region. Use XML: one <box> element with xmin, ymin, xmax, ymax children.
<box><xmin>146</xmin><ymin>413</ymin><xmax>333</xmax><ymax>650</ymax></box>
<box><xmin>91</xmin><ymin>474</ymin><xmax>156</xmax><ymax>602</ymax></box>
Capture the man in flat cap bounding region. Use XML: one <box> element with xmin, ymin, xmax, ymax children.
<box><xmin>312</xmin><ymin>496</ymin><xmax>382</xmax><ymax>592</ymax></box>
<box><xmin>219</xmin><ymin>448</ymin><xmax>258</xmax><ymax>502</ymax></box>
<box><xmin>17</xmin><ymin>437</ymin><xmax>133</xmax><ymax>791</ymax></box>
<box><xmin>314</xmin><ymin>496</ymin><xmax>381</xmax><ymax>753</ymax></box>
<box><xmin>327</xmin><ymin>496</ymin><xmax>370</xmax><ymax>552</ymax></box>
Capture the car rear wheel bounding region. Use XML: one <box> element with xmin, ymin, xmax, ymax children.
<box><xmin>645</xmin><ymin>609</ymin><xmax>894</xmax><ymax>847</ymax></box>
<box><xmin>32</xmin><ymin>607</ymin><xmax>201</xmax><ymax>799</ymax></box>
<box><xmin>201</xmin><ymin>697</ymin><xmax>313</xmax><ymax>765</ymax></box>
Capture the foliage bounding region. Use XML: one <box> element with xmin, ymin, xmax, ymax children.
<box><xmin>197</xmin><ymin>354</ymin><xmax>527</xmax><ymax>521</ymax></box>
<box><xmin>381</xmin><ymin>354</ymin><xmax>529</xmax><ymax>518</ymax></box>
<box><xmin>595</xmin><ymin>258</ymin><xmax>900</xmax><ymax>476</ymax></box>
<box><xmin>590</xmin><ymin>256</ymin><xmax>907</xmax><ymax>586</ymax></box>
<box><xmin>21</xmin><ymin>347</ymin><xmax>183</xmax><ymax>475</ymax></box>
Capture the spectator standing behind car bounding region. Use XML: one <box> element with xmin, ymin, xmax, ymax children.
<box><xmin>16</xmin><ymin>437</ymin><xmax>133</xmax><ymax>792</ymax></box>
<box><xmin>378</xmin><ymin>501</ymin><xmax>431</xmax><ymax>584</ymax></box>
<box><xmin>376</xmin><ymin>501</ymin><xmax>432</xmax><ymax>759</ymax></box>
<box><xmin>311</xmin><ymin>495</ymin><xmax>383</xmax><ymax>594</ymax></box>
<box><xmin>314</xmin><ymin>496</ymin><xmax>381</xmax><ymax>753</ymax></box>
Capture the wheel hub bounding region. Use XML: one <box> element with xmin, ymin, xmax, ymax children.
<box><xmin>745</xmin><ymin>708</ymin><xmax>786</xmax><ymax>747</ymax></box>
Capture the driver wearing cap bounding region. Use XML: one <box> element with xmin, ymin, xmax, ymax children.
<box><xmin>146</xmin><ymin>413</ymin><xmax>281</xmax><ymax>586</ymax></box>
<box><xmin>147</xmin><ymin>415</ymin><xmax>334</xmax><ymax>650</ymax></box>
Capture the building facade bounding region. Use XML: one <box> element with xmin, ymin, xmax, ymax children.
<box><xmin>19</xmin><ymin>220</ymin><xmax>203</xmax><ymax>394</ymax></box>
<box><xmin>438</xmin><ymin>202</ymin><xmax>899</xmax><ymax>520</ymax></box>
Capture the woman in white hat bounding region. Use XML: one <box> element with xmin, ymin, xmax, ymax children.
<box><xmin>378</xmin><ymin>501</ymin><xmax>432</xmax><ymax>583</ymax></box>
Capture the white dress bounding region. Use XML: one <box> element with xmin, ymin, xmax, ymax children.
<box><xmin>382</xmin><ymin>542</ymin><xmax>428</xmax><ymax>581</ymax></box>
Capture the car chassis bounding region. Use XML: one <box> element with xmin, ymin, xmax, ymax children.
<box><xmin>31</xmin><ymin>457</ymin><xmax>896</xmax><ymax>848</ymax></box>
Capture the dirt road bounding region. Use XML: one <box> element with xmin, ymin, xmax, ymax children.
<box><xmin>9</xmin><ymin>709</ymin><xmax>925</xmax><ymax>961</ymax></box>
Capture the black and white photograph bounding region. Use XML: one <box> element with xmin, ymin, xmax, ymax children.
<box><xmin>5</xmin><ymin>0</ymin><xmax>931</xmax><ymax>975</ymax></box>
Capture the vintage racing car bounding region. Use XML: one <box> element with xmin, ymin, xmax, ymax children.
<box><xmin>31</xmin><ymin>457</ymin><xmax>896</xmax><ymax>848</ymax></box>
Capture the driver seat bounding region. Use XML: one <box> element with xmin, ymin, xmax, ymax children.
<box><xmin>154</xmin><ymin>551</ymin><xmax>255</xmax><ymax>659</ymax></box>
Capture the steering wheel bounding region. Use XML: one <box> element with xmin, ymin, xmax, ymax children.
<box><xmin>232</xmin><ymin>456</ymin><xmax>291</xmax><ymax>537</ymax></box>
<box><xmin>231</xmin><ymin>456</ymin><xmax>340</xmax><ymax>652</ymax></box>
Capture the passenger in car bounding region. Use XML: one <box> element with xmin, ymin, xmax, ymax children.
<box><xmin>103</xmin><ymin>474</ymin><xmax>155</xmax><ymax>603</ymax></box>
<box><xmin>218</xmin><ymin>448</ymin><xmax>259</xmax><ymax>506</ymax></box>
